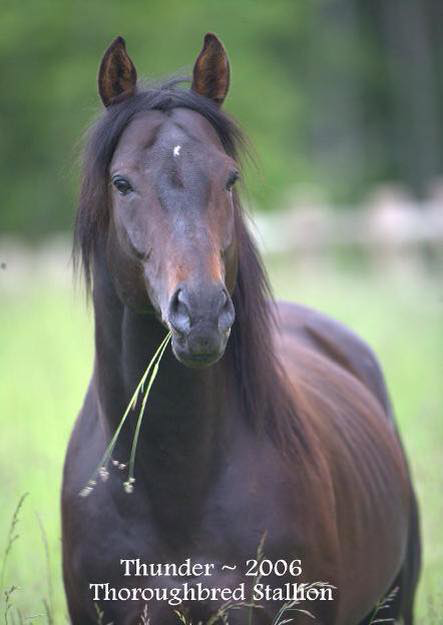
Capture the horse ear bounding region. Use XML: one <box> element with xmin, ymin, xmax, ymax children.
<box><xmin>98</xmin><ymin>37</ymin><xmax>137</xmax><ymax>107</ymax></box>
<box><xmin>191</xmin><ymin>33</ymin><xmax>230</xmax><ymax>107</ymax></box>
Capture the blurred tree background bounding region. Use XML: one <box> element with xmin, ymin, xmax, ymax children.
<box><xmin>2</xmin><ymin>0</ymin><xmax>443</xmax><ymax>237</ymax></box>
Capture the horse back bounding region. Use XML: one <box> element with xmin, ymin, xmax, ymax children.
<box><xmin>275</xmin><ymin>300</ymin><xmax>394</xmax><ymax>421</ymax></box>
<box><xmin>274</xmin><ymin>300</ymin><xmax>412</xmax><ymax>623</ymax></box>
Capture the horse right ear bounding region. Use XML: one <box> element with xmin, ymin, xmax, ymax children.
<box><xmin>98</xmin><ymin>37</ymin><xmax>137</xmax><ymax>107</ymax></box>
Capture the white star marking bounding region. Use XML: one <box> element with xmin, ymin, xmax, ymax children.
<box><xmin>173</xmin><ymin>145</ymin><xmax>181</xmax><ymax>157</ymax></box>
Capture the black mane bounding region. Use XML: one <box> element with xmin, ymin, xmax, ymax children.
<box><xmin>73</xmin><ymin>78</ymin><xmax>310</xmax><ymax>458</ymax></box>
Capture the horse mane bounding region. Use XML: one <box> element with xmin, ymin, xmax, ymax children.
<box><xmin>73</xmin><ymin>77</ymin><xmax>312</xmax><ymax>460</ymax></box>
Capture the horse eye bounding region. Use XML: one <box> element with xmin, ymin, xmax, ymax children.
<box><xmin>112</xmin><ymin>176</ymin><xmax>133</xmax><ymax>196</ymax></box>
<box><xmin>226</xmin><ymin>171</ymin><xmax>239</xmax><ymax>191</ymax></box>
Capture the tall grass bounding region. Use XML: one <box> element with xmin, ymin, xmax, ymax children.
<box><xmin>1</xmin><ymin>494</ymin><xmax>56</xmax><ymax>625</ymax></box>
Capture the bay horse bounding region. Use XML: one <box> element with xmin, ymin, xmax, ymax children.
<box><xmin>63</xmin><ymin>33</ymin><xmax>421</xmax><ymax>625</ymax></box>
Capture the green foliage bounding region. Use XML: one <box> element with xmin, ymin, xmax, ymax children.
<box><xmin>1</xmin><ymin>0</ymin><xmax>312</xmax><ymax>235</ymax></box>
<box><xmin>4</xmin><ymin>0</ymin><xmax>441</xmax><ymax>236</ymax></box>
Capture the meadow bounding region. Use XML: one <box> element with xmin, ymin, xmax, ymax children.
<box><xmin>1</xmin><ymin>254</ymin><xmax>442</xmax><ymax>623</ymax></box>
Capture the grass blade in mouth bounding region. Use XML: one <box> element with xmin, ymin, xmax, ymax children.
<box><xmin>79</xmin><ymin>331</ymin><xmax>172</xmax><ymax>497</ymax></box>
<box><xmin>125</xmin><ymin>333</ymin><xmax>171</xmax><ymax>493</ymax></box>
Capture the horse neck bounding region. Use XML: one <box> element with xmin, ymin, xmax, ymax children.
<box><xmin>91</xmin><ymin>254</ymin><xmax>235</xmax><ymax>490</ymax></box>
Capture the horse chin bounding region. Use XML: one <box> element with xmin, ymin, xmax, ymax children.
<box><xmin>171</xmin><ymin>332</ymin><xmax>228</xmax><ymax>369</ymax></box>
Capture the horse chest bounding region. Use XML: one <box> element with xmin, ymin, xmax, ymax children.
<box><xmin>87</xmin><ymin>440</ymin><xmax>303</xmax><ymax>572</ymax></box>
<box><xmin>83</xmin><ymin>484</ymin><xmax>312</xmax><ymax>625</ymax></box>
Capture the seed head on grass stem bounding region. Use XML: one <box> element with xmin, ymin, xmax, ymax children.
<box><xmin>80</xmin><ymin>331</ymin><xmax>172</xmax><ymax>497</ymax></box>
<box><xmin>0</xmin><ymin>494</ymin><xmax>28</xmax><ymax>597</ymax></box>
<box><xmin>367</xmin><ymin>586</ymin><xmax>399</xmax><ymax>624</ymax></box>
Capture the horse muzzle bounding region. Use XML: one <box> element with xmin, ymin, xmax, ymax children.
<box><xmin>166</xmin><ymin>283</ymin><xmax>235</xmax><ymax>368</ymax></box>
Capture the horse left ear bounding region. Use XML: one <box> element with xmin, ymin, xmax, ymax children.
<box><xmin>191</xmin><ymin>33</ymin><xmax>230</xmax><ymax>107</ymax></box>
<box><xmin>98</xmin><ymin>36</ymin><xmax>137</xmax><ymax>107</ymax></box>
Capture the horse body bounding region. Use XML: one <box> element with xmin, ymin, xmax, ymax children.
<box><xmin>62</xmin><ymin>280</ymin><xmax>411</xmax><ymax>624</ymax></box>
<box><xmin>63</xmin><ymin>34</ymin><xmax>420</xmax><ymax>625</ymax></box>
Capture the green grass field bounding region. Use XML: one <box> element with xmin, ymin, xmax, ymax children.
<box><xmin>1</xmin><ymin>258</ymin><xmax>442</xmax><ymax>623</ymax></box>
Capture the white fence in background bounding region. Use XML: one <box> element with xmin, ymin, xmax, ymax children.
<box><xmin>252</xmin><ymin>184</ymin><xmax>443</xmax><ymax>258</ymax></box>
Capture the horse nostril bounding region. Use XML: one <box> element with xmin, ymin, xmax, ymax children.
<box><xmin>217</xmin><ymin>289</ymin><xmax>235</xmax><ymax>334</ymax></box>
<box><xmin>168</xmin><ymin>286</ymin><xmax>234</xmax><ymax>338</ymax></box>
<box><xmin>220</xmin><ymin>289</ymin><xmax>227</xmax><ymax>308</ymax></box>
<box><xmin>168</xmin><ymin>288</ymin><xmax>191</xmax><ymax>335</ymax></box>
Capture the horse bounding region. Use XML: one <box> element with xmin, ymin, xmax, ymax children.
<box><xmin>62</xmin><ymin>33</ymin><xmax>421</xmax><ymax>625</ymax></box>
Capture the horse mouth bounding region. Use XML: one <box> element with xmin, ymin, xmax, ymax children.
<box><xmin>170</xmin><ymin>327</ymin><xmax>230</xmax><ymax>369</ymax></box>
